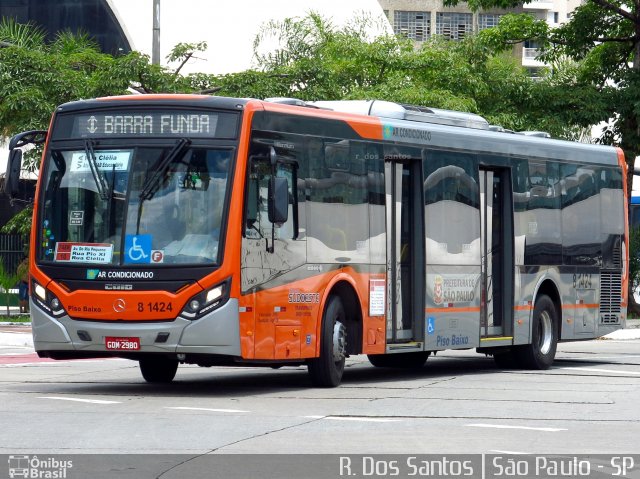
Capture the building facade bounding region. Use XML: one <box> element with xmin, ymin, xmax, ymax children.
<box><xmin>377</xmin><ymin>0</ymin><xmax>581</xmax><ymax>72</ymax></box>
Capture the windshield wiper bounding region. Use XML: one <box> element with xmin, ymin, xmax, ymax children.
<box><xmin>84</xmin><ymin>139</ymin><xmax>110</xmax><ymax>201</ymax></box>
<box><xmin>139</xmin><ymin>138</ymin><xmax>191</xmax><ymax>201</ymax></box>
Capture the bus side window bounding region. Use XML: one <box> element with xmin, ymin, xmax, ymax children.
<box><xmin>276</xmin><ymin>163</ymin><xmax>298</xmax><ymax>240</ymax></box>
<box><xmin>244</xmin><ymin>159</ymin><xmax>298</xmax><ymax>240</ymax></box>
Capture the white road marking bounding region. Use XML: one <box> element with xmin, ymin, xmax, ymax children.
<box><xmin>38</xmin><ymin>396</ymin><xmax>121</xmax><ymax>404</ymax></box>
<box><xmin>467</xmin><ymin>424</ymin><xmax>567</xmax><ymax>432</ymax></box>
<box><xmin>304</xmin><ymin>416</ymin><xmax>401</xmax><ymax>423</ymax></box>
<box><xmin>559</xmin><ymin>367</ymin><xmax>640</xmax><ymax>376</ymax></box>
<box><xmin>165</xmin><ymin>407</ymin><xmax>249</xmax><ymax>413</ymax></box>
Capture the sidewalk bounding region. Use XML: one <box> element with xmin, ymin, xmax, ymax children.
<box><xmin>1</xmin><ymin>319</ymin><xmax>639</xmax><ymax>348</ymax></box>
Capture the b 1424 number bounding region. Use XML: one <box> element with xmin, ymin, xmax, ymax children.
<box><xmin>137</xmin><ymin>302</ymin><xmax>173</xmax><ymax>313</ymax></box>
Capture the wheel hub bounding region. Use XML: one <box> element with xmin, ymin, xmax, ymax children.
<box><xmin>539</xmin><ymin>310</ymin><xmax>553</xmax><ymax>355</ymax></box>
<box><xmin>332</xmin><ymin>321</ymin><xmax>347</xmax><ymax>362</ymax></box>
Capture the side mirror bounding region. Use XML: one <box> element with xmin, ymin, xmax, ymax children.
<box><xmin>3</xmin><ymin>149</ymin><xmax>23</xmax><ymax>198</ymax></box>
<box><xmin>268</xmin><ymin>176</ymin><xmax>289</xmax><ymax>226</ymax></box>
<box><xmin>8</xmin><ymin>130</ymin><xmax>47</xmax><ymax>150</ymax></box>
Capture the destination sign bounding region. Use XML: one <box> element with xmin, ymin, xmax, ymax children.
<box><xmin>54</xmin><ymin>110</ymin><xmax>239</xmax><ymax>139</ymax></box>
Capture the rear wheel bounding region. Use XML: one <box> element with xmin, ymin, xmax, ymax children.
<box><xmin>139</xmin><ymin>356</ymin><xmax>178</xmax><ymax>383</ymax></box>
<box><xmin>308</xmin><ymin>296</ymin><xmax>347</xmax><ymax>387</ymax></box>
<box><xmin>368</xmin><ymin>352</ymin><xmax>429</xmax><ymax>368</ymax></box>
<box><xmin>515</xmin><ymin>295</ymin><xmax>558</xmax><ymax>369</ymax></box>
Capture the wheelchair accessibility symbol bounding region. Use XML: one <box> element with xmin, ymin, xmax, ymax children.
<box><xmin>124</xmin><ymin>234</ymin><xmax>152</xmax><ymax>264</ymax></box>
<box><xmin>427</xmin><ymin>317</ymin><xmax>435</xmax><ymax>335</ymax></box>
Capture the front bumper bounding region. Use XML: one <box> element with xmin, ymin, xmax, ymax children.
<box><xmin>31</xmin><ymin>297</ymin><xmax>241</xmax><ymax>357</ymax></box>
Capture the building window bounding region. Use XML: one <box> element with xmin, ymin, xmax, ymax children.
<box><xmin>478</xmin><ymin>14</ymin><xmax>502</xmax><ymax>30</ymax></box>
<box><xmin>436</xmin><ymin>12</ymin><xmax>473</xmax><ymax>40</ymax></box>
<box><xmin>393</xmin><ymin>11</ymin><xmax>431</xmax><ymax>41</ymax></box>
<box><xmin>553</xmin><ymin>11</ymin><xmax>559</xmax><ymax>23</ymax></box>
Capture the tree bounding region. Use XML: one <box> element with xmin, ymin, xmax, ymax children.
<box><xmin>244</xmin><ymin>12</ymin><xmax>549</xmax><ymax>133</ymax></box>
<box><xmin>451</xmin><ymin>3</ymin><xmax>640</xmax><ymax>165</ymax></box>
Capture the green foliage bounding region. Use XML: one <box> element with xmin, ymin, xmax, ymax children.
<box><xmin>1</xmin><ymin>207</ymin><xmax>33</xmax><ymax>239</ymax></box>
<box><xmin>0</xmin><ymin>18</ymin><xmax>45</xmax><ymax>48</ymax></box>
<box><xmin>166</xmin><ymin>41</ymin><xmax>208</xmax><ymax>76</ymax></box>
<box><xmin>0</xmin><ymin>259</ymin><xmax>19</xmax><ymax>317</ymax></box>
<box><xmin>478</xmin><ymin>13</ymin><xmax>549</xmax><ymax>53</ymax></box>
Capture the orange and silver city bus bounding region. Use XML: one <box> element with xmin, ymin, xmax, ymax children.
<box><xmin>3</xmin><ymin>95</ymin><xmax>628</xmax><ymax>386</ymax></box>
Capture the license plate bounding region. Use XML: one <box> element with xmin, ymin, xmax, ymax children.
<box><xmin>105</xmin><ymin>337</ymin><xmax>140</xmax><ymax>351</ymax></box>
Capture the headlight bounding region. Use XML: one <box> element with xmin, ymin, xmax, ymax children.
<box><xmin>32</xmin><ymin>279</ymin><xmax>66</xmax><ymax>318</ymax></box>
<box><xmin>180</xmin><ymin>279</ymin><xmax>230</xmax><ymax>320</ymax></box>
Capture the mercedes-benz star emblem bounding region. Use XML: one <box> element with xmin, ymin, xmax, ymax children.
<box><xmin>113</xmin><ymin>299</ymin><xmax>126</xmax><ymax>313</ymax></box>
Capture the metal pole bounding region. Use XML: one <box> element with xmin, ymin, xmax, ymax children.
<box><xmin>152</xmin><ymin>0</ymin><xmax>160</xmax><ymax>65</ymax></box>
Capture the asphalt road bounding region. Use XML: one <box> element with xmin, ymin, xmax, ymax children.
<box><xmin>1</xmin><ymin>336</ymin><xmax>639</xmax><ymax>457</ymax></box>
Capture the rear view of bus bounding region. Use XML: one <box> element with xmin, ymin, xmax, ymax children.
<box><xmin>9</xmin><ymin>95</ymin><xmax>243</xmax><ymax>383</ymax></box>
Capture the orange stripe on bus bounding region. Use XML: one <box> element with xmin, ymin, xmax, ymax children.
<box><xmin>262</xmin><ymin>101</ymin><xmax>384</xmax><ymax>140</ymax></box>
<box><xmin>513</xmin><ymin>305</ymin><xmax>532</xmax><ymax>311</ymax></box>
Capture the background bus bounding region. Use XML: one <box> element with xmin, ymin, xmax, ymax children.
<box><xmin>3</xmin><ymin>95</ymin><xmax>628</xmax><ymax>387</ymax></box>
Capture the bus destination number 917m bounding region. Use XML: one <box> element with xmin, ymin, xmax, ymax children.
<box><xmin>137</xmin><ymin>302</ymin><xmax>173</xmax><ymax>313</ymax></box>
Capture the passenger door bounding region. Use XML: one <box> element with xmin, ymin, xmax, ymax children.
<box><xmin>385</xmin><ymin>159</ymin><xmax>425</xmax><ymax>346</ymax></box>
<box><xmin>479</xmin><ymin>168</ymin><xmax>514</xmax><ymax>339</ymax></box>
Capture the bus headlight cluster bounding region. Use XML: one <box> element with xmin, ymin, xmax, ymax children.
<box><xmin>180</xmin><ymin>279</ymin><xmax>230</xmax><ymax>320</ymax></box>
<box><xmin>32</xmin><ymin>280</ymin><xmax>66</xmax><ymax>318</ymax></box>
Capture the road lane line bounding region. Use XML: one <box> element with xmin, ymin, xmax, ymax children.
<box><xmin>467</xmin><ymin>424</ymin><xmax>566</xmax><ymax>432</ymax></box>
<box><xmin>558</xmin><ymin>367</ymin><xmax>640</xmax><ymax>375</ymax></box>
<box><xmin>38</xmin><ymin>396</ymin><xmax>121</xmax><ymax>404</ymax></box>
<box><xmin>165</xmin><ymin>407</ymin><xmax>249</xmax><ymax>413</ymax></box>
<box><xmin>304</xmin><ymin>416</ymin><xmax>401</xmax><ymax>423</ymax></box>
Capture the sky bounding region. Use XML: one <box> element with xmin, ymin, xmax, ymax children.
<box><xmin>109</xmin><ymin>0</ymin><xmax>392</xmax><ymax>74</ymax></box>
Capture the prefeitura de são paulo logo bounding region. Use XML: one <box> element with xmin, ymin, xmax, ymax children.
<box><xmin>8</xmin><ymin>455</ymin><xmax>73</xmax><ymax>479</ymax></box>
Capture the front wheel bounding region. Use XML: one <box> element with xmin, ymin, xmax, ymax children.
<box><xmin>515</xmin><ymin>295</ymin><xmax>558</xmax><ymax>369</ymax></box>
<box><xmin>308</xmin><ymin>296</ymin><xmax>347</xmax><ymax>387</ymax></box>
<box><xmin>139</xmin><ymin>356</ymin><xmax>178</xmax><ymax>383</ymax></box>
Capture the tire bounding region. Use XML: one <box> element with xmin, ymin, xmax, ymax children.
<box><xmin>515</xmin><ymin>295</ymin><xmax>558</xmax><ymax>369</ymax></box>
<box><xmin>368</xmin><ymin>352</ymin><xmax>429</xmax><ymax>369</ymax></box>
<box><xmin>139</xmin><ymin>356</ymin><xmax>178</xmax><ymax>383</ymax></box>
<box><xmin>308</xmin><ymin>296</ymin><xmax>347</xmax><ymax>387</ymax></box>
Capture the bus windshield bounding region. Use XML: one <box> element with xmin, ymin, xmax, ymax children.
<box><xmin>39</xmin><ymin>144</ymin><xmax>233</xmax><ymax>266</ymax></box>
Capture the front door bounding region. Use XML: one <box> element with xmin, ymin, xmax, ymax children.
<box><xmin>385</xmin><ymin>160</ymin><xmax>424</xmax><ymax>344</ymax></box>
<box><xmin>480</xmin><ymin>168</ymin><xmax>514</xmax><ymax>338</ymax></box>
